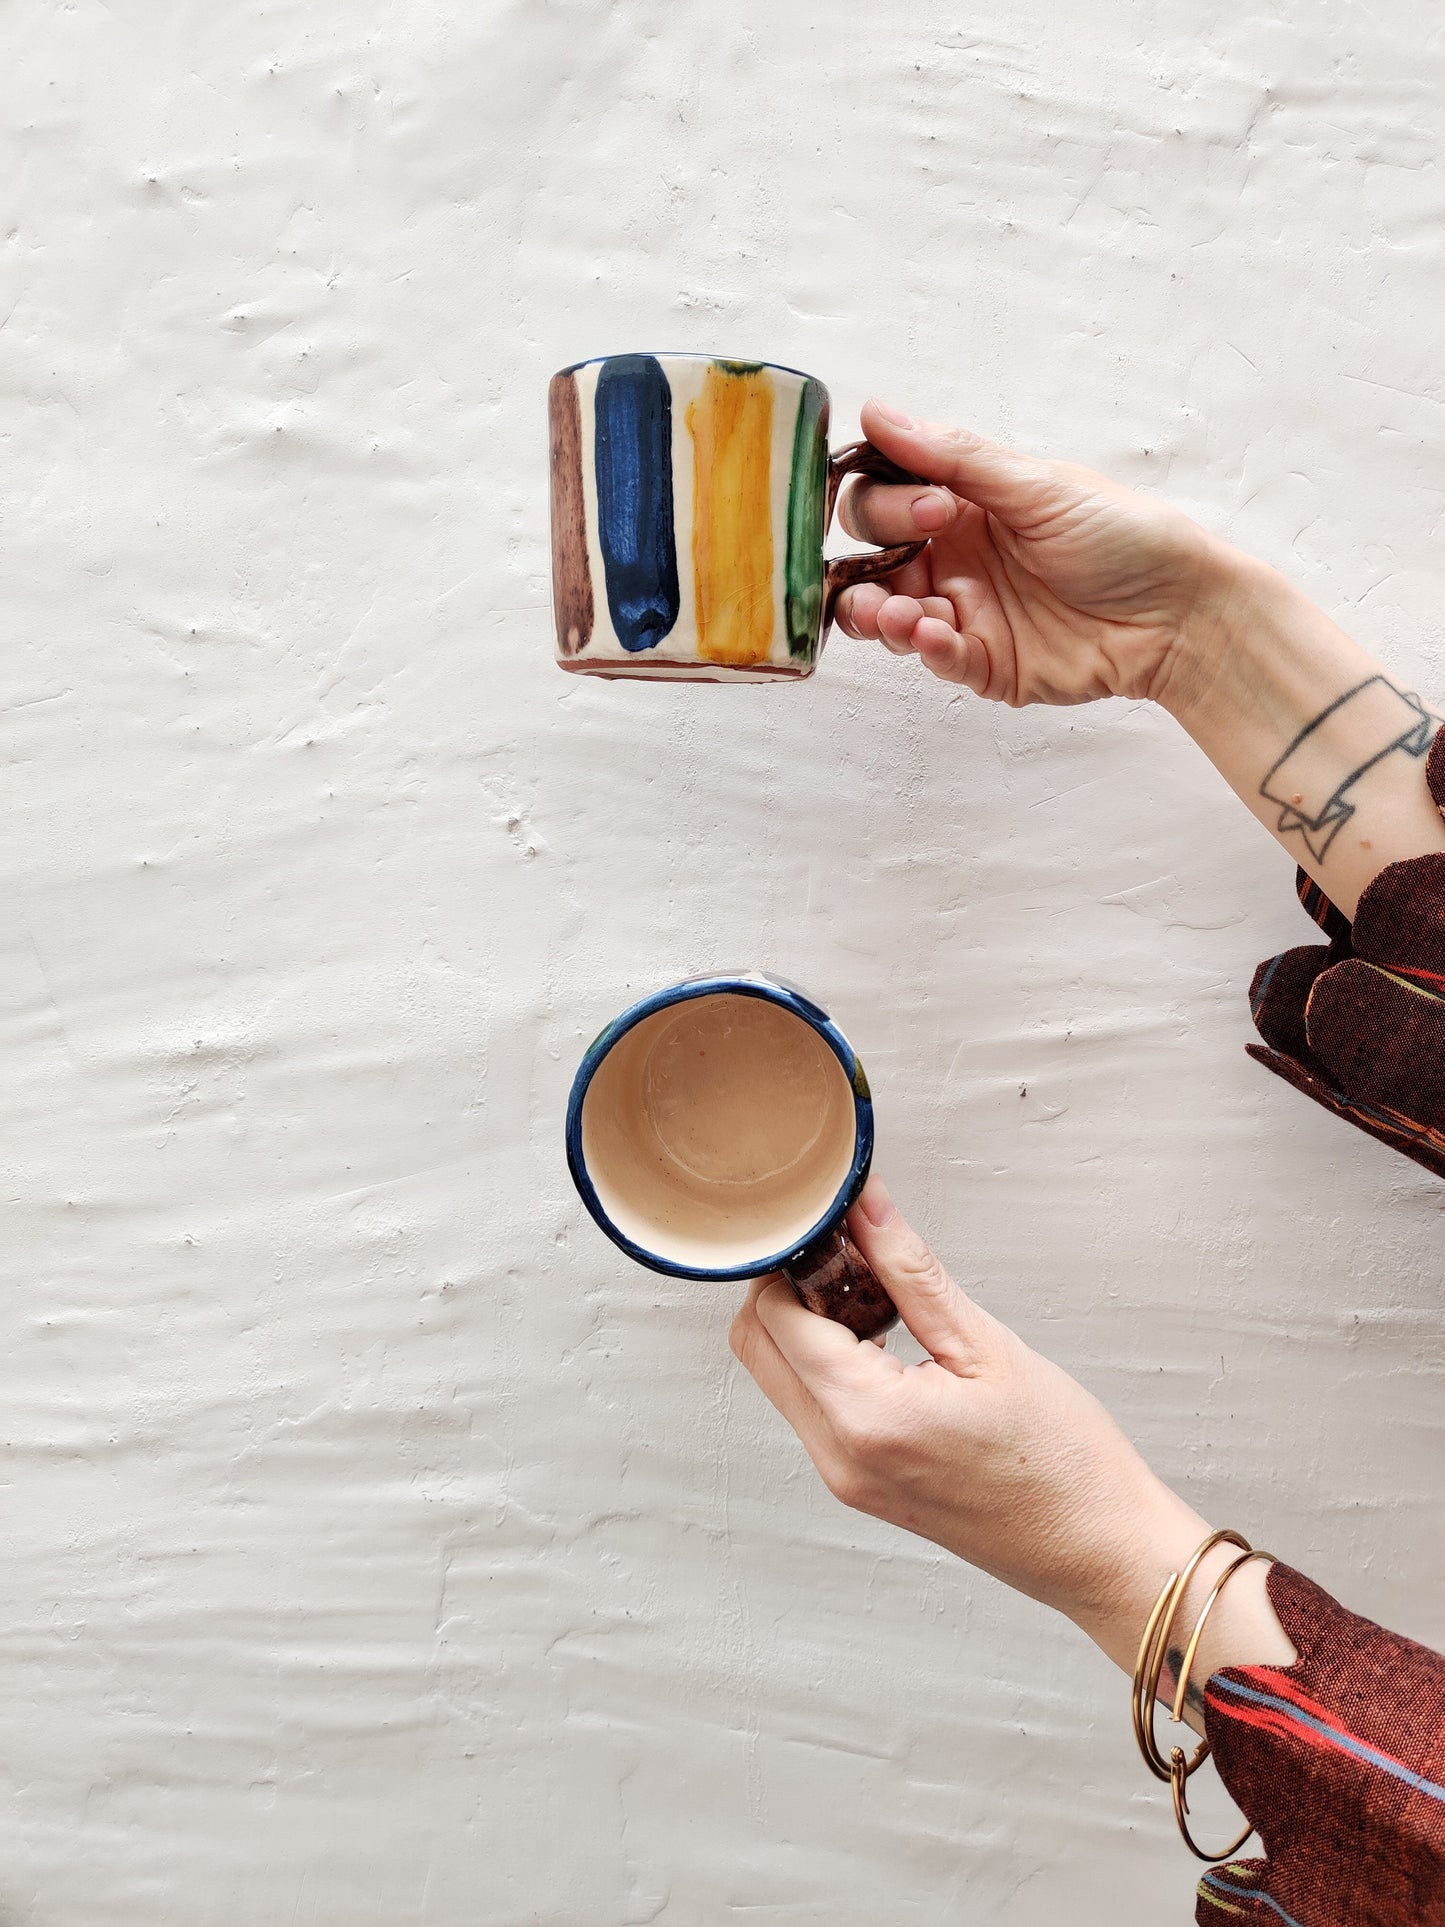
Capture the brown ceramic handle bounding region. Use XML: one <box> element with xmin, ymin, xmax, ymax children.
<box><xmin>822</xmin><ymin>441</ymin><xmax>930</xmax><ymax>631</ymax></box>
<box><xmin>783</xmin><ymin>1222</ymin><xmax>898</xmax><ymax>1340</ymax></box>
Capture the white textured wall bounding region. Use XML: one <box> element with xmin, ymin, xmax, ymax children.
<box><xmin>3</xmin><ymin>3</ymin><xmax>1442</xmax><ymax>1922</ymax></box>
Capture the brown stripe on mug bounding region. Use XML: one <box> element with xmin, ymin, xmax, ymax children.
<box><xmin>548</xmin><ymin>370</ymin><xmax>593</xmax><ymax>656</ymax></box>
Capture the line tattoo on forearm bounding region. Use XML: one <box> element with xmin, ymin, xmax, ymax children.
<box><xmin>1163</xmin><ymin>1647</ymin><xmax>1207</xmax><ymax>1717</ymax></box>
<box><xmin>1259</xmin><ymin>677</ymin><xmax>1440</xmax><ymax>861</ymax></box>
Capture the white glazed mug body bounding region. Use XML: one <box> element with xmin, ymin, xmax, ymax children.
<box><xmin>548</xmin><ymin>353</ymin><xmax>924</xmax><ymax>682</ymax></box>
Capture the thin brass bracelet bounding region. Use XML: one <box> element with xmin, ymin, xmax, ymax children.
<box><xmin>1131</xmin><ymin>1529</ymin><xmax>1249</xmax><ymax>1781</ymax></box>
<box><xmin>1172</xmin><ymin>1547</ymin><xmax>1276</xmax><ymax>1728</ymax></box>
<box><xmin>1167</xmin><ymin>1547</ymin><xmax>1276</xmax><ymax>1863</ymax></box>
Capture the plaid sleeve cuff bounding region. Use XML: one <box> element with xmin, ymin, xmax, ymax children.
<box><xmin>1194</xmin><ymin>1563</ymin><xmax>1445</xmax><ymax>1925</ymax></box>
<box><xmin>1247</xmin><ymin>733</ymin><xmax>1445</xmax><ymax>1181</ymax></box>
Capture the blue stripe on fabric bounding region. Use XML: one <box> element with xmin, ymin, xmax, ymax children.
<box><xmin>1250</xmin><ymin>953</ymin><xmax>1283</xmax><ymax>1021</ymax></box>
<box><xmin>1347</xmin><ymin>1096</ymin><xmax>1435</xmax><ymax>1143</ymax></box>
<box><xmin>1200</xmin><ymin>1872</ymin><xmax>1304</xmax><ymax>1927</ymax></box>
<box><xmin>1212</xmin><ymin>1675</ymin><xmax>1445</xmax><ymax>1803</ymax></box>
<box><xmin>593</xmin><ymin>354</ymin><xmax>681</xmax><ymax>652</ymax></box>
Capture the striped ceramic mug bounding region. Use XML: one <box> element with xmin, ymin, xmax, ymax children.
<box><xmin>548</xmin><ymin>353</ymin><xmax>927</xmax><ymax>681</ymax></box>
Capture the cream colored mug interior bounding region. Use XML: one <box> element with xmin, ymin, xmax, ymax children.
<box><xmin>580</xmin><ymin>993</ymin><xmax>858</xmax><ymax>1270</ymax></box>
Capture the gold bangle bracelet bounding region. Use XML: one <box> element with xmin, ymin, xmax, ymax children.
<box><xmin>1170</xmin><ymin>1755</ymin><xmax>1255</xmax><ymax>1865</ymax></box>
<box><xmin>1131</xmin><ymin>1529</ymin><xmax>1249</xmax><ymax>1781</ymax></box>
<box><xmin>1166</xmin><ymin>1547</ymin><xmax>1276</xmax><ymax>1863</ymax></box>
<box><xmin>1172</xmin><ymin>1547</ymin><xmax>1276</xmax><ymax>1727</ymax></box>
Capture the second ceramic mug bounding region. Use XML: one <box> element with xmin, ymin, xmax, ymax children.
<box><xmin>548</xmin><ymin>353</ymin><xmax>926</xmax><ymax>681</ymax></box>
<box><xmin>565</xmin><ymin>973</ymin><xmax>898</xmax><ymax>1339</ymax></box>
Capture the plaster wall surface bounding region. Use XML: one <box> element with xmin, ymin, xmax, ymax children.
<box><xmin>2</xmin><ymin>2</ymin><xmax>1442</xmax><ymax>1922</ymax></box>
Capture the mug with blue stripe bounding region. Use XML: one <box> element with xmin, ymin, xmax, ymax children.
<box><xmin>549</xmin><ymin>354</ymin><xmax>927</xmax><ymax>681</ymax></box>
<box><xmin>566</xmin><ymin>974</ymin><xmax>898</xmax><ymax>1338</ymax></box>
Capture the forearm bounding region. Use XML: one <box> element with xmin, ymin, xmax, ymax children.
<box><xmin>1157</xmin><ymin>550</ymin><xmax>1445</xmax><ymax>918</ymax></box>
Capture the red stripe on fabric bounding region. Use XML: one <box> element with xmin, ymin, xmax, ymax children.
<box><xmin>1384</xmin><ymin>962</ymin><xmax>1445</xmax><ymax>991</ymax></box>
<box><xmin>1237</xmin><ymin>1667</ymin><xmax>1344</xmax><ymax>1729</ymax></box>
<box><xmin>1215</xmin><ymin>1670</ymin><xmax>1443</xmax><ymax>1789</ymax></box>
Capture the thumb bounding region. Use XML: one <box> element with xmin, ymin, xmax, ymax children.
<box><xmin>846</xmin><ymin>1176</ymin><xmax>1001</xmax><ymax>1375</ymax></box>
<box><xmin>861</xmin><ymin>399</ymin><xmax>1062</xmax><ymax>529</ymax></box>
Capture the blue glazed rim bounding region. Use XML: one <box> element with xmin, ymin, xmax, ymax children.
<box><xmin>555</xmin><ymin>352</ymin><xmax>824</xmax><ymax>387</ymax></box>
<box><xmin>565</xmin><ymin>973</ymin><xmax>873</xmax><ymax>1283</ymax></box>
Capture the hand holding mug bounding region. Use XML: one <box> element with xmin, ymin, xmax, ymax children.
<box><xmin>730</xmin><ymin>1175</ymin><xmax>1218</xmax><ymax>1675</ymax></box>
<box><xmin>833</xmin><ymin>400</ymin><xmax>1237</xmax><ymax>709</ymax></box>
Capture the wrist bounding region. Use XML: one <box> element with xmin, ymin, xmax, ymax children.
<box><xmin>1066</xmin><ymin>1491</ymin><xmax>1297</xmax><ymax>1725</ymax></box>
<box><xmin>1061</xmin><ymin>1481</ymin><xmax>1215</xmax><ymax>1677</ymax></box>
<box><xmin>1138</xmin><ymin>535</ymin><xmax>1439</xmax><ymax>915</ymax></box>
<box><xmin>1148</xmin><ymin>542</ymin><xmax>1296</xmax><ymax>729</ymax></box>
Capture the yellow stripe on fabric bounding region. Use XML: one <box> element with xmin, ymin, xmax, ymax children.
<box><xmin>1360</xmin><ymin>961</ymin><xmax>1445</xmax><ymax>1006</ymax></box>
<box><xmin>687</xmin><ymin>364</ymin><xmax>775</xmax><ymax>665</ymax></box>
<box><xmin>1197</xmin><ymin>1889</ymin><xmax>1245</xmax><ymax>1917</ymax></box>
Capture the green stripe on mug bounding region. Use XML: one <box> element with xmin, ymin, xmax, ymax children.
<box><xmin>784</xmin><ymin>377</ymin><xmax>829</xmax><ymax>660</ymax></box>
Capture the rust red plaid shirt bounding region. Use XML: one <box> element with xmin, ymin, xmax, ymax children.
<box><xmin>1248</xmin><ymin>732</ymin><xmax>1445</xmax><ymax>1181</ymax></box>
<box><xmin>1191</xmin><ymin>733</ymin><xmax>1445</xmax><ymax>1922</ymax></box>
<box><xmin>1198</xmin><ymin>1567</ymin><xmax>1445</xmax><ymax>1924</ymax></box>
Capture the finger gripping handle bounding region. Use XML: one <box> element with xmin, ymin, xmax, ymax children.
<box><xmin>784</xmin><ymin>1225</ymin><xmax>898</xmax><ymax>1339</ymax></box>
<box><xmin>823</xmin><ymin>441</ymin><xmax>929</xmax><ymax>630</ymax></box>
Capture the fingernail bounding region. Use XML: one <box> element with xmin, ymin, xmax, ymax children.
<box><xmin>857</xmin><ymin>1176</ymin><xmax>896</xmax><ymax>1227</ymax></box>
<box><xmin>910</xmin><ymin>489</ymin><xmax>951</xmax><ymax>531</ymax></box>
<box><xmin>869</xmin><ymin>399</ymin><xmax>916</xmax><ymax>429</ymax></box>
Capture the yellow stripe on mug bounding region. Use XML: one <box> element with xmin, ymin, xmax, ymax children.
<box><xmin>687</xmin><ymin>363</ymin><xmax>775</xmax><ymax>666</ymax></box>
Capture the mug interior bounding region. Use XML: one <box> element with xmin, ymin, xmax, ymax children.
<box><xmin>579</xmin><ymin>991</ymin><xmax>858</xmax><ymax>1272</ymax></box>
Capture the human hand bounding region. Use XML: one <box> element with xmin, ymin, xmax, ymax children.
<box><xmin>729</xmin><ymin>1175</ymin><xmax>1212</xmax><ymax>1672</ymax></box>
<box><xmin>834</xmin><ymin>400</ymin><xmax>1243</xmax><ymax>708</ymax></box>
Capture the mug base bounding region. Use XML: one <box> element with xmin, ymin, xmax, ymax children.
<box><xmin>557</xmin><ymin>656</ymin><xmax>815</xmax><ymax>683</ymax></box>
